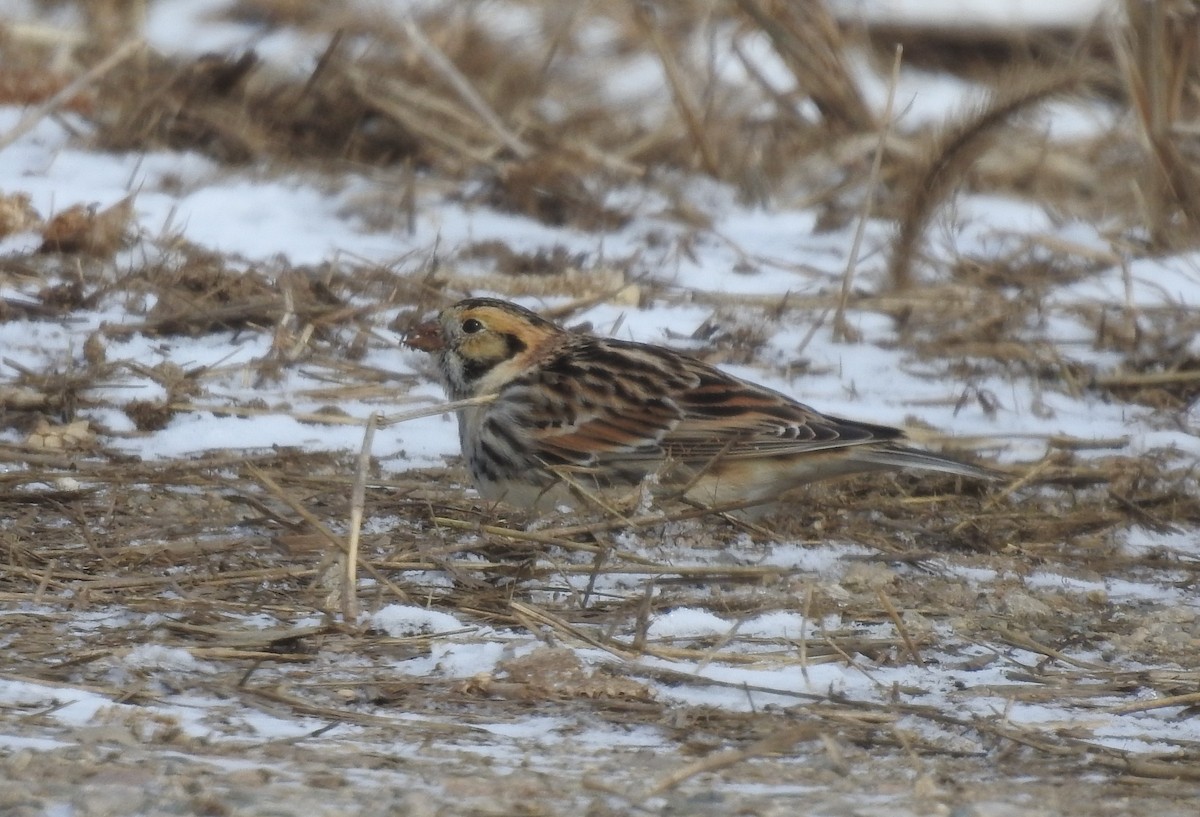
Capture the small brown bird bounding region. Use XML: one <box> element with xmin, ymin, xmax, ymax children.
<box><xmin>405</xmin><ymin>298</ymin><xmax>996</xmax><ymax>514</ymax></box>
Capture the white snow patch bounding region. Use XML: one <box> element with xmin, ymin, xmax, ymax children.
<box><xmin>647</xmin><ymin>608</ymin><xmax>731</xmax><ymax>639</ymax></box>
<box><xmin>368</xmin><ymin>604</ymin><xmax>467</xmax><ymax>637</ymax></box>
<box><xmin>123</xmin><ymin>644</ymin><xmax>214</xmax><ymax>673</ymax></box>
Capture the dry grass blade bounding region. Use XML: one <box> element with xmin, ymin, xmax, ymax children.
<box><xmin>1106</xmin><ymin>690</ymin><xmax>1200</xmax><ymax>715</ymax></box>
<box><xmin>631</xmin><ymin>2</ymin><xmax>719</xmax><ymax>175</ymax></box>
<box><xmin>244</xmin><ymin>464</ymin><xmax>409</xmax><ymax>609</ymax></box>
<box><xmin>834</xmin><ymin>44</ymin><xmax>902</xmax><ymax>342</ymax></box>
<box><xmin>428</xmin><ymin>515</ymin><xmax>650</xmax><ymax>561</ymax></box>
<box><xmin>876</xmin><ymin>586</ymin><xmax>923</xmax><ymax>667</ymax></box>
<box><xmin>639</xmin><ymin>724</ymin><xmax>821</xmax><ymax>800</ymax></box>
<box><xmin>508</xmin><ymin>600</ymin><xmax>633</xmax><ymax>659</ymax></box>
<box><xmin>343</xmin><ymin>412</ymin><xmax>379</xmax><ymax>620</ymax></box>
<box><xmin>342</xmin><ymin>64</ymin><xmax>497</xmax><ymax>166</ymax></box>
<box><xmin>236</xmin><ymin>685</ymin><xmax>470</xmax><ymax>732</ymax></box>
<box><xmin>733</xmin><ymin>0</ymin><xmax>873</xmax><ymax>132</ymax></box>
<box><xmin>1116</xmin><ymin>0</ymin><xmax>1200</xmax><ymax>247</ymax></box>
<box><xmin>3</xmin><ymin>4</ymin><xmax>1200</xmax><ymax>811</ymax></box>
<box><xmin>378</xmin><ymin>394</ymin><xmax>496</xmax><ymax>427</ymax></box>
<box><xmin>1090</xmin><ymin>368</ymin><xmax>1200</xmax><ymax>388</ymax></box>
<box><xmin>400</xmin><ymin>16</ymin><xmax>532</xmax><ymax>161</ymax></box>
<box><xmin>888</xmin><ymin>66</ymin><xmax>1089</xmax><ymax>288</ymax></box>
<box><xmin>998</xmin><ymin>627</ymin><xmax>1112</xmax><ymax>672</ymax></box>
<box><xmin>0</xmin><ymin>38</ymin><xmax>145</xmax><ymax>153</ymax></box>
<box><xmin>1111</xmin><ymin>757</ymin><xmax>1200</xmax><ymax>783</ymax></box>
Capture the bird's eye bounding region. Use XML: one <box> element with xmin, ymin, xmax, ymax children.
<box><xmin>462</xmin><ymin>318</ymin><xmax>483</xmax><ymax>334</ymax></box>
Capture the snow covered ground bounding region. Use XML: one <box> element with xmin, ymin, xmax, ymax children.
<box><xmin>1</xmin><ymin>1</ymin><xmax>1199</xmax><ymax>815</ymax></box>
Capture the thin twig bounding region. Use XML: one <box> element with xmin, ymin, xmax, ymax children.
<box><xmin>378</xmin><ymin>394</ymin><xmax>497</xmax><ymax>427</ymax></box>
<box><xmin>1107</xmin><ymin>690</ymin><xmax>1200</xmax><ymax>714</ymax></box>
<box><xmin>630</xmin><ymin>2</ymin><xmax>719</xmax><ymax>175</ymax></box>
<box><xmin>508</xmin><ymin>600</ymin><xmax>634</xmax><ymax>659</ymax></box>
<box><xmin>344</xmin><ymin>412</ymin><xmax>379</xmax><ymax>621</ymax></box>
<box><xmin>639</xmin><ymin>725</ymin><xmax>819</xmax><ymax>799</ymax></box>
<box><xmin>876</xmin><ymin>586</ymin><xmax>923</xmax><ymax>667</ymax></box>
<box><xmin>428</xmin><ymin>515</ymin><xmax>654</xmax><ymax>563</ymax></box>
<box><xmin>833</xmin><ymin>44</ymin><xmax>902</xmax><ymax>341</ymax></box>
<box><xmin>401</xmin><ymin>16</ymin><xmax>532</xmax><ymax>160</ymax></box>
<box><xmin>245</xmin><ymin>464</ymin><xmax>409</xmax><ymax>606</ymax></box>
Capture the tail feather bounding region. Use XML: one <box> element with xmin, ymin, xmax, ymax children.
<box><xmin>851</xmin><ymin>445</ymin><xmax>1001</xmax><ymax>481</ymax></box>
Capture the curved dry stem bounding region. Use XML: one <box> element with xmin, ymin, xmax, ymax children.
<box><xmin>888</xmin><ymin>67</ymin><xmax>1092</xmax><ymax>289</ymax></box>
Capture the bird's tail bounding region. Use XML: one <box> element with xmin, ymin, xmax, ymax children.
<box><xmin>851</xmin><ymin>445</ymin><xmax>1002</xmax><ymax>481</ymax></box>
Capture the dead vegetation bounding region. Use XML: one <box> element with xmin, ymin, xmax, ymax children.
<box><xmin>3</xmin><ymin>1</ymin><xmax>1200</xmax><ymax>814</ymax></box>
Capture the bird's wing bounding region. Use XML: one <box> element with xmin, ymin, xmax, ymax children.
<box><xmin>500</xmin><ymin>338</ymin><xmax>690</xmax><ymax>471</ymax></box>
<box><xmin>499</xmin><ymin>338</ymin><xmax>902</xmax><ymax>474</ymax></box>
<box><xmin>661</xmin><ymin>362</ymin><xmax>904</xmax><ymax>461</ymax></box>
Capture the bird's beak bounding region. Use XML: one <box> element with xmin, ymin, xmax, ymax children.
<box><xmin>402</xmin><ymin>320</ymin><xmax>445</xmax><ymax>352</ymax></box>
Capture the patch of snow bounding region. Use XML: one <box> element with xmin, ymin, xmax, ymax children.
<box><xmin>123</xmin><ymin>644</ymin><xmax>214</xmax><ymax>673</ymax></box>
<box><xmin>368</xmin><ymin>604</ymin><xmax>466</xmax><ymax>637</ymax></box>
<box><xmin>647</xmin><ymin>608</ymin><xmax>732</xmax><ymax>640</ymax></box>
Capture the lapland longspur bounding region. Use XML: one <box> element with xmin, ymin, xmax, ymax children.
<box><xmin>405</xmin><ymin>298</ymin><xmax>997</xmax><ymax>513</ymax></box>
